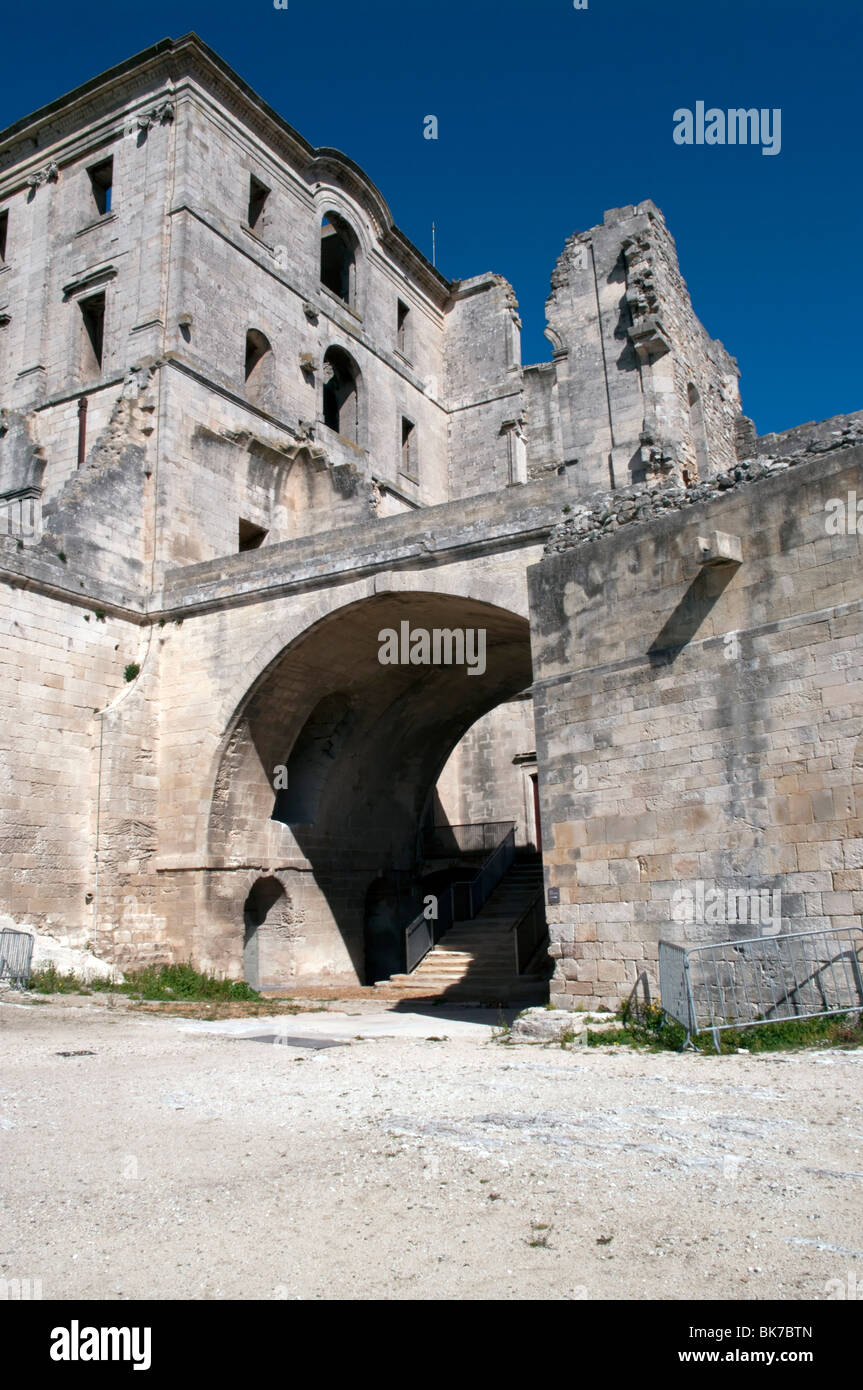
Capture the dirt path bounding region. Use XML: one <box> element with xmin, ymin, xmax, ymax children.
<box><xmin>1</xmin><ymin>996</ymin><xmax>861</xmax><ymax>1301</ymax></box>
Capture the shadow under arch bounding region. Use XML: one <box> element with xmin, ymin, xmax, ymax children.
<box><xmin>206</xmin><ymin>589</ymin><xmax>533</xmax><ymax>985</ymax></box>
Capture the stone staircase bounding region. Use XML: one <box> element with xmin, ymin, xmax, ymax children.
<box><xmin>381</xmin><ymin>856</ymin><xmax>550</xmax><ymax>1003</ymax></box>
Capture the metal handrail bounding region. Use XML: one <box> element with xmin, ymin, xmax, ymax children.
<box><xmin>405</xmin><ymin>884</ymin><xmax>456</xmax><ymax>973</ymax></box>
<box><xmin>405</xmin><ymin>910</ymin><xmax>435</xmax><ymax>974</ymax></box>
<box><xmin>423</xmin><ymin>821</ymin><xmax>515</xmax><ymax>858</ymax></box>
<box><xmin>509</xmin><ymin>890</ymin><xmax>547</xmax><ymax>974</ymax></box>
<box><xmin>404</xmin><ymin>823</ymin><xmax>518</xmax><ymax>972</ymax></box>
<box><xmin>452</xmin><ymin>827</ymin><xmax>516</xmax><ymax>921</ymax></box>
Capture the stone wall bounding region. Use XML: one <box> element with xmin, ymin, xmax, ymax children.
<box><xmin>0</xmin><ymin>572</ymin><xmax>142</xmax><ymax>949</ymax></box>
<box><xmin>528</xmin><ymin>431</ymin><xmax>863</xmax><ymax>1010</ymax></box>
<box><xmin>434</xmin><ymin>696</ymin><xmax>539</xmax><ymax>848</ymax></box>
<box><xmin>444</xmin><ymin>274</ymin><xmax>524</xmax><ymax>498</ymax></box>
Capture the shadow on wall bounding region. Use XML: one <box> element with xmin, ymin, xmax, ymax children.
<box><xmin>647</xmin><ymin>563</ymin><xmax>738</xmax><ymax>662</ymax></box>
<box><xmin>271</xmin><ymin>693</ymin><xmax>354</xmax><ymax>826</ymax></box>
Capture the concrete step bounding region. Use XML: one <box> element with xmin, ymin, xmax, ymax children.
<box><xmin>434</xmin><ymin>938</ymin><xmax>514</xmax><ymax>951</ymax></box>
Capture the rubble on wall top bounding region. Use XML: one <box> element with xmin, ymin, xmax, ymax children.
<box><xmin>544</xmin><ymin>419</ymin><xmax>863</xmax><ymax>555</ymax></box>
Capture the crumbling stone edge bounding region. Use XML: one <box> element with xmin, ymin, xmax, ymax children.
<box><xmin>545</xmin><ymin>420</ymin><xmax>863</xmax><ymax>554</ymax></box>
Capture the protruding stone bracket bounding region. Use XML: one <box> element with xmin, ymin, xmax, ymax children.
<box><xmin>130</xmin><ymin>101</ymin><xmax>175</xmax><ymax>136</ymax></box>
<box><xmin>696</xmin><ymin>530</ymin><xmax>743</xmax><ymax>568</ymax></box>
<box><xmin>629</xmin><ymin>316</ymin><xmax>671</xmax><ymax>362</ymax></box>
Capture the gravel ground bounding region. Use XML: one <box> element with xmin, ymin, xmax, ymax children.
<box><xmin>1</xmin><ymin>994</ymin><xmax>862</xmax><ymax>1302</ymax></box>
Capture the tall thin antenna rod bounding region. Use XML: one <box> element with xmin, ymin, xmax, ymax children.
<box><xmin>431</xmin><ymin>222</ymin><xmax>436</xmax><ymax>267</ymax></box>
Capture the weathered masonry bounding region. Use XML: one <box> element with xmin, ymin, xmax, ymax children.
<box><xmin>0</xmin><ymin>34</ymin><xmax>859</xmax><ymax>1005</ymax></box>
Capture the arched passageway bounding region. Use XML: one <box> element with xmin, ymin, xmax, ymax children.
<box><xmin>207</xmin><ymin>591</ymin><xmax>533</xmax><ymax>987</ymax></box>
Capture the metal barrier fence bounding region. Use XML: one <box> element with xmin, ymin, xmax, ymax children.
<box><xmin>0</xmin><ymin>929</ymin><xmax>34</xmax><ymax>989</ymax></box>
<box><xmin>659</xmin><ymin>927</ymin><xmax>863</xmax><ymax>1051</ymax></box>
<box><xmin>422</xmin><ymin>821</ymin><xmax>515</xmax><ymax>859</ymax></box>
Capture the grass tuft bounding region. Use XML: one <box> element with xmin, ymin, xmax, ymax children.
<box><xmin>588</xmin><ymin>1002</ymin><xmax>863</xmax><ymax>1053</ymax></box>
<box><xmin>28</xmin><ymin>960</ymin><xmax>260</xmax><ymax>1004</ymax></box>
<box><xmin>28</xmin><ymin>964</ymin><xmax>92</xmax><ymax>995</ymax></box>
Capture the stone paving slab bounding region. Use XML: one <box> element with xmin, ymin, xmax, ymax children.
<box><xmin>175</xmin><ymin>1007</ymin><xmax>504</xmax><ymax>1042</ymax></box>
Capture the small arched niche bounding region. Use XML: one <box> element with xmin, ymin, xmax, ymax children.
<box><xmin>242</xmin><ymin>875</ymin><xmax>286</xmax><ymax>989</ymax></box>
<box><xmin>245</xmin><ymin>329</ymin><xmax>275</xmax><ymax>409</ymax></box>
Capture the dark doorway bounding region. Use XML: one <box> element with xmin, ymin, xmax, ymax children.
<box><xmin>530</xmin><ymin>773</ymin><xmax>542</xmax><ymax>854</ymax></box>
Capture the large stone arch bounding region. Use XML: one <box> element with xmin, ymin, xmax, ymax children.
<box><xmin>191</xmin><ymin>564</ymin><xmax>531</xmax><ymax>854</ymax></box>
<box><xmin>194</xmin><ymin>587</ymin><xmax>533</xmax><ymax>985</ymax></box>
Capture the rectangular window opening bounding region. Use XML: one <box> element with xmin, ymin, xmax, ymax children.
<box><xmin>80</xmin><ymin>293</ymin><xmax>106</xmax><ymax>373</ymax></box>
<box><xmin>0</xmin><ymin>210</ymin><xmax>8</xmax><ymax>263</ymax></box>
<box><xmin>247</xmin><ymin>175</ymin><xmax>270</xmax><ymax>231</ymax></box>
<box><xmin>401</xmin><ymin>417</ymin><xmax>417</xmax><ymax>480</ymax></box>
<box><xmin>88</xmin><ymin>158</ymin><xmax>113</xmax><ymax>216</ymax></box>
<box><xmin>239</xmin><ymin>519</ymin><xmax>268</xmax><ymax>552</ymax></box>
<box><xmin>397</xmin><ymin>299</ymin><xmax>410</xmax><ymax>355</ymax></box>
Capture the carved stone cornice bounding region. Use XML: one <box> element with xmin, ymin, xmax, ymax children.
<box><xmin>62</xmin><ymin>263</ymin><xmax>118</xmax><ymax>300</ymax></box>
<box><xmin>25</xmin><ymin>161</ymin><xmax>59</xmax><ymax>189</ymax></box>
<box><xmin>128</xmin><ymin>100</ymin><xmax>175</xmax><ymax>136</ymax></box>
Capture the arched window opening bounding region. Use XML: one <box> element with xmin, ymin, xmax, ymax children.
<box><xmin>245</xmin><ymin>329</ymin><xmax>274</xmax><ymax>409</ymax></box>
<box><xmin>320</xmin><ymin>213</ymin><xmax>356</xmax><ymax>305</ymax></box>
<box><xmin>247</xmin><ymin>175</ymin><xmax>270</xmax><ymax>232</ymax></box>
<box><xmin>322</xmin><ymin>346</ymin><xmax>360</xmax><ymax>444</ymax></box>
<box><xmin>245</xmin><ymin>329</ymin><xmax>271</xmax><ymax>383</ymax></box>
<box><xmin>238</xmin><ymin>518</ymin><xmax>268</xmax><ymax>552</ymax></box>
<box><xmin>687</xmin><ymin>382</ymin><xmax>710</xmax><ymax>478</ymax></box>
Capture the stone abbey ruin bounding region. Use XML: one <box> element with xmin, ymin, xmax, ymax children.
<box><xmin>1</xmin><ymin>34</ymin><xmax>861</xmax><ymax>1008</ymax></box>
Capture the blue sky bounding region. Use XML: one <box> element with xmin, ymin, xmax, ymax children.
<box><xmin>1</xmin><ymin>0</ymin><xmax>860</xmax><ymax>434</ymax></box>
